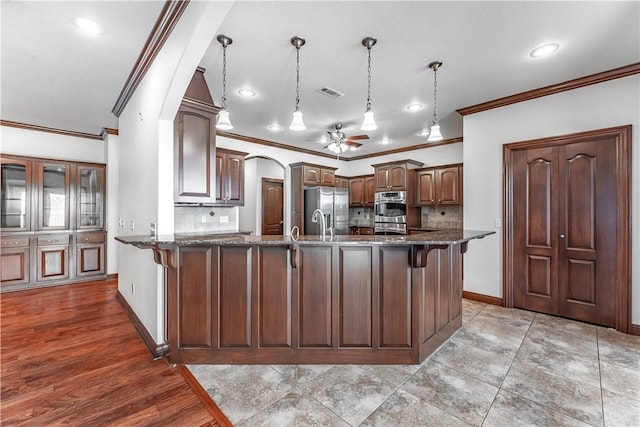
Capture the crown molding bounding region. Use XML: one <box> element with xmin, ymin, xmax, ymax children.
<box><xmin>0</xmin><ymin>120</ymin><xmax>106</xmax><ymax>141</ymax></box>
<box><xmin>346</xmin><ymin>137</ymin><xmax>463</xmax><ymax>161</ymax></box>
<box><xmin>457</xmin><ymin>62</ymin><xmax>640</xmax><ymax>116</ymax></box>
<box><xmin>111</xmin><ymin>0</ymin><xmax>190</xmax><ymax>117</ymax></box>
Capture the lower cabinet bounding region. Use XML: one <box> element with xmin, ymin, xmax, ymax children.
<box><xmin>0</xmin><ymin>232</ymin><xmax>107</xmax><ymax>292</ymax></box>
<box><xmin>37</xmin><ymin>235</ymin><xmax>70</xmax><ymax>282</ymax></box>
<box><xmin>165</xmin><ymin>242</ymin><xmax>463</xmax><ymax>365</ymax></box>
<box><xmin>0</xmin><ymin>237</ymin><xmax>31</xmax><ymax>286</ymax></box>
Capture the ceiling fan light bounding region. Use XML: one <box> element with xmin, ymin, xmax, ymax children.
<box><xmin>289</xmin><ymin>109</ymin><xmax>306</xmax><ymax>131</ymax></box>
<box><xmin>340</xmin><ymin>143</ymin><xmax>349</xmax><ymax>153</ymax></box>
<box><xmin>216</xmin><ymin>109</ymin><xmax>233</xmax><ymax>130</ymax></box>
<box><xmin>361</xmin><ymin>109</ymin><xmax>377</xmax><ymax>131</ymax></box>
<box><xmin>428</xmin><ymin>123</ymin><xmax>443</xmax><ymax>142</ymax></box>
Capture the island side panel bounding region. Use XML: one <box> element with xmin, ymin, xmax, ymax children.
<box><xmin>338</xmin><ymin>246</ymin><xmax>373</xmax><ymax>348</ymax></box>
<box><xmin>218</xmin><ymin>246</ymin><xmax>252</xmax><ymax>348</ymax></box>
<box><xmin>378</xmin><ymin>246</ymin><xmax>413</xmax><ymax>348</ymax></box>
<box><xmin>257</xmin><ymin>246</ymin><xmax>292</xmax><ymax>348</ymax></box>
<box><xmin>298</xmin><ymin>245</ymin><xmax>333</xmax><ymax>347</ymax></box>
<box><xmin>178</xmin><ymin>247</ymin><xmax>214</xmax><ymax>349</ymax></box>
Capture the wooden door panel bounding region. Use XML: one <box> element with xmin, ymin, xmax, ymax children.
<box><xmin>437</xmin><ymin>248</ymin><xmax>450</xmax><ymax>330</ymax></box>
<box><xmin>37</xmin><ymin>246</ymin><xmax>69</xmax><ymax>281</ymax></box>
<box><xmin>364</xmin><ymin>176</ymin><xmax>376</xmax><ymax>206</ymax></box>
<box><xmin>389</xmin><ymin>166</ymin><xmax>406</xmax><ymax>190</ymax></box>
<box><xmin>438</xmin><ymin>167</ymin><xmax>459</xmax><ymax>205</ymax></box>
<box><xmin>338</xmin><ymin>246</ymin><xmax>372</xmax><ymax>347</ymax></box>
<box><xmin>76</xmin><ymin>244</ymin><xmax>105</xmax><ymax>276</ymax></box>
<box><xmin>379</xmin><ymin>246</ymin><xmax>411</xmax><ymax>347</ymax></box>
<box><xmin>375</xmin><ymin>168</ymin><xmax>389</xmax><ymax>190</ymax></box>
<box><xmin>558</xmin><ymin>139</ymin><xmax>617</xmax><ymax>326</ymax></box>
<box><xmin>527</xmin><ymin>159</ymin><xmax>553</xmax><ymax>248</ymax></box>
<box><xmin>226</xmin><ymin>155</ymin><xmax>244</xmax><ymax>204</ymax></box>
<box><xmin>298</xmin><ymin>246</ymin><xmax>332</xmax><ymax>347</ymax></box>
<box><xmin>214</xmin><ymin>152</ymin><xmax>225</xmax><ymax>203</ymax></box>
<box><xmin>218</xmin><ymin>246</ymin><xmax>252</xmax><ymax>347</ymax></box>
<box><xmin>178</xmin><ymin>247</ymin><xmax>214</xmax><ymax>348</ymax></box>
<box><xmin>175</xmin><ymin>109</ymin><xmax>215</xmax><ymax>202</ymax></box>
<box><xmin>349</xmin><ymin>178</ymin><xmax>364</xmax><ymax>206</ymax></box>
<box><xmin>262</xmin><ymin>179</ymin><xmax>283</xmax><ymax>235</ymax></box>
<box><xmin>1</xmin><ymin>248</ymin><xmax>30</xmax><ymax>285</ymax></box>
<box><xmin>258</xmin><ymin>246</ymin><xmax>292</xmax><ymax>347</ymax></box>
<box><xmin>527</xmin><ymin>255</ymin><xmax>552</xmax><ymax>297</ymax></box>
<box><xmin>416</xmin><ymin>171</ymin><xmax>436</xmax><ymax>206</ymax></box>
<box><xmin>420</xmin><ymin>249</ymin><xmax>437</xmax><ymax>343</ymax></box>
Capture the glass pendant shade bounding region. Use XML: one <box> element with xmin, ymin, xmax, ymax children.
<box><xmin>216</xmin><ymin>109</ymin><xmax>233</xmax><ymax>130</ymax></box>
<box><xmin>360</xmin><ymin>108</ymin><xmax>377</xmax><ymax>131</ymax></box>
<box><xmin>289</xmin><ymin>109</ymin><xmax>306</xmax><ymax>131</ymax></box>
<box><xmin>427</xmin><ymin>123</ymin><xmax>443</xmax><ymax>142</ymax></box>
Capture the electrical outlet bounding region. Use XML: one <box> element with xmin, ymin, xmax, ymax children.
<box><xmin>119</xmin><ymin>218</ymin><xmax>125</xmax><ymax>228</ymax></box>
<box><xmin>130</xmin><ymin>219</ymin><xmax>135</xmax><ymax>231</ymax></box>
<box><xmin>495</xmin><ymin>218</ymin><xmax>502</xmax><ymax>228</ymax></box>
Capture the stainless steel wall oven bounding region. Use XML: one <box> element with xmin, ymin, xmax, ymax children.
<box><xmin>374</xmin><ymin>191</ymin><xmax>407</xmax><ymax>235</ymax></box>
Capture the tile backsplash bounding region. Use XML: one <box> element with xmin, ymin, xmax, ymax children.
<box><xmin>421</xmin><ymin>205</ymin><xmax>463</xmax><ymax>229</ymax></box>
<box><xmin>174</xmin><ymin>206</ymin><xmax>239</xmax><ymax>233</ymax></box>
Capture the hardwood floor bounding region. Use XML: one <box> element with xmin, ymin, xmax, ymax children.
<box><xmin>0</xmin><ymin>278</ymin><xmax>228</xmax><ymax>426</ymax></box>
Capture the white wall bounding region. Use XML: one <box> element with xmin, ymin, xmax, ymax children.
<box><xmin>463</xmin><ymin>75</ymin><xmax>640</xmax><ymax>325</ymax></box>
<box><xmin>116</xmin><ymin>1</ymin><xmax>233</xmax><ymax>344</ymax></box>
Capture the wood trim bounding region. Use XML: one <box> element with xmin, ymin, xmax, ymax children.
<box><xmin>503</xmin><ymin>125</ymin><xmax>632</xmax><ymax>333</ymax></box>
<box><xmin>0</xmin><ymin>120</ymin><xmax>103</xmax><ymax>140</ymax></box>
<box><xmin>111</xmin><ymin>0</ymin><xmax>190</xmax><ymax>117</ymax></box>
<box><xmin>115</xmin><ymin>290</ymin><xmax>169</xmax><ymax>358</ymax></box>
<box><xmin>347</xmin><ymin>137</ymin><xmax>463</xmax><ymax>161</ymax></box>
<box><xmin>462</xmin><ymin>290</ymin><xmax>504</xmax><ymax>307</ymax></box>
<box><xmin>177</xmin><ymin>365</ymin><xmax>233</xmax><ymax>426</ymax></box>
<box><xmin>631</xmin><ymin>324</ymin><xmax>640</xmax><ymax>337</ymax></box>
<box><xmin>458</xmin><ymin>62</ymin><xmax>640</xmax><ymax>116</ymax></box>
<box><xmin>106</xmin><ymin>273</ymin><xmax>119</xmax><ymax>280</ymax></box>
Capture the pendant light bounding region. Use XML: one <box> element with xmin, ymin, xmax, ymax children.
<box><xmin>360</xmin><ymin>37</ymin><xmax>378</xmax><ymax>131</ymax></box>
<box><xmin>289</xmin><ymin>36</ymin><xmax>306</xmax><ymax>131</ymax></box>
<box><xmin>216</xmin><ymin>34</ymin><xmax>233</xmax><ymax>130</ymax></box>
<box><xmin>427</xmin><ymin>61</ymin><xmax>443</xmax><ymax>142</ymax></box>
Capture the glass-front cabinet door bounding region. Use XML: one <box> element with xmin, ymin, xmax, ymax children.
<box><xmin>76</xmin><ymin>165</ymin><xmax>104</xmax><ymax>229</ymax></box>
<box><xmin>1</xmin><ymin>157</ymin><xmax>32</xmax><ymax>231</ymax></box>
<box><xmin>36</xmin><ymin>162</ymin><xmax>70</xmax><ymax>230</ymax></box>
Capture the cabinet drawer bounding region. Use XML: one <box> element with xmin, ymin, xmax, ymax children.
<box><xmin>1</xmin><ymin>237</ymin><xmax>30</xmax><ymax>247</ymax></box>
<box><xmin>76</xmin><ymin>233</ymin><xmax>105</xmax><ymax>244</ymax></box>
<box><xmin>37</xmin><ymin>235</ymin><xmax>70</xmax><ymax>246</ymax></box>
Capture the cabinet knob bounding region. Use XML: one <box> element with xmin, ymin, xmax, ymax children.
<box><xmin>560</xmin><ymin>234</ymin><xmax>566</xmax><ymax>239</ymax></box>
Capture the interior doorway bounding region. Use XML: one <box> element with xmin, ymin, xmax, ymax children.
<box><xmin>261</xmin><ymin>178</ymin><xmax>283</xmax><ymax>235</ymax></box>
<box><xmin>503</xmin><ymin>125</ymin><xmax>631</xmax><ymax>332</ymax></box>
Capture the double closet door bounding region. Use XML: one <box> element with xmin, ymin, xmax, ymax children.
<box><xmin>510</xmin><ymin>135</ymin><xmax>621</xmax><ymax>327</ymax></box>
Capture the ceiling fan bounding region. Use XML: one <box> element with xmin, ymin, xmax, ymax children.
<box><xmin>321</xmin><ymin>123</ymin><xmax>369</xmax><ymax>154</ymax></box>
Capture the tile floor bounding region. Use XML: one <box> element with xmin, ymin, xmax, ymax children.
<box><xmin>188</xmin><ymin>300</ymin><xmax>640</xmax><ymax>426</ymax></box>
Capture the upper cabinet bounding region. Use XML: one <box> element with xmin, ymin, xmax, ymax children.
<box><xmin>76</xmin><ymin>164</ymin><xmax>105</xmax><ymax>230</ymax></box>
<box><xmin>36</xmin><ymin>161</ymin><xmax>71</xmax><ymax>231</ymax></box>
<box><xmin>349</xmin><ymin>175</ymin><xmax>375</xmax><ymax>207</ymax></box>
<box><xmin>173</xmin><ymin>68</ymin><xmax>220</xmax><ymax>204</ymax></box>
<box><xmin>296</xmin><ymin>163</ymin><xmax>336</xmax><ymax>187</ymax></box>
<box><xmin>215</xmin><ymin>148</ymin><xmax>247</xmax><ymax>205</ymax></box>
<box><xmin>372</xmin><ymin>160</ymin><xmax>423</xmax><ymax>191</ymax></box>
<box><xmin>416</xmin><ymin>164</ymin><xmax>463</xmax><ymax>206</ymax></box>
<box><xmin>1</xmin><ymin>156</ymin><xmax>32</xmax><ymax>232</ymax></box>
<box><xmin>334</xmin><ymin>176</ymin><xmax>349</xmax><ymax>188</ymax></box>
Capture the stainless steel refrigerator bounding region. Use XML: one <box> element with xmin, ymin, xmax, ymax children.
<box><xmin>304</xmin><ymin>187</ymin><xmax>349</xmax><ymax>235</ymax></box>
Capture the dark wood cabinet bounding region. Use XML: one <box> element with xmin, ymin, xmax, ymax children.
<box><xmin>416</xmin><ymin>164</ymin><xmax>462</xmax><ymax>207</ymax></box>
<box><xmin>0</xmin><ymin>154</ymin><xmax>107</xmax><ymax>292</ymax></box>
<box><xmin>215</xmin><ymin>148</ymin><xmax>247</xmax><ymax>205</ymax></box>
<box><xmin>334</xmin><ymin>176</ymin><xmax>348</xmax><ymax>188</ymax></box>
<box><xmin>0</xmin><ymin>237</ymin><xmax>30</xmax><ymax>286</ymax></box>
<box><xmin>372</xmin><ymin>160</ymin><xmax>422</xmax><ymax>191</ymax></box>
<box><xmin>76</xmin><ymin>232</ymin><xmax>105</xmax><ymax>277</ymax></box>
<box><xmin>300</xmin><ymin>164</ymin><xmax>336</xmax><ymax>186</ymax></box>
<box><xmin>174</xmin><ymin>102</ymin><xmax>218</xmax><ymax>204</ymax></box>
<box><xmin>349</xmin><ymin>175</ymin><xmax>375</xmax><ymax>207</ymax></box>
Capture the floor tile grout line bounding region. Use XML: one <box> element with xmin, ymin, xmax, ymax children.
<box><xmin>596</xmin><ymin>327</ymin><xmax>606</xmax><ymax>427</ymax></box>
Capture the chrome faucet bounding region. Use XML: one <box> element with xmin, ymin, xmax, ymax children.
<box><xmin>311</xmin><ymin>209</ymin><xmax>333</xmax><ymax>240</ymax></box>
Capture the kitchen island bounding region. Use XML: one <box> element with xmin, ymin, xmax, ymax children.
<box><xmin>116</xmin><ymin>230</ymin><xmax>493</xmax><ymax>365</ymax></box>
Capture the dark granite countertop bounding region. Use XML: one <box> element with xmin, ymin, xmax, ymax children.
<box><xmin>115</xmin><ymin>229</ymin><xmax>494</xmax><ymax>248</ymax></box>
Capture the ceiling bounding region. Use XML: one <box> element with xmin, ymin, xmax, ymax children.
<box><xmin>2</xmin><ymin>1</ymin><xmax>639</xmax><ymax>158</ymax></box>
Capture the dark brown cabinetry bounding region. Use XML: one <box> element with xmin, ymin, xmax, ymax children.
<box><xmin>416</xmin><ymin>164</ymin><xmax>462</xmax><ymax>207</ymax></box>
<box><xmin>299</xmin><ymin>163</ymin><xmax>336</xmax><ymax>186</ymax></box>
<box><xmin>334</xmin><ymin>176</ymin><xmax>349</xmax><ymax>188</ymax></box>
<box><xmin>349</xmin><ymin>175</ymin><xmax>375</xmax><ymax>207</ymax></box>
<box><xmin>174</xmin><ymin>102</ymin><xmax>218</xmax><ymax>204</ymax></box>
<box><xmin>0</xmin><ymin>154</ymin><xmax>107</xmax><ymax>292</ymax></box>
<box><xmin>372</xmin><ymin>160</ymin><xmax>422</xmax><ymax>191</ymax></box>
<box><xmin>215</xmin><ymin>148</ymin><xmax>247</xmax><ymax>205</ymax></box>
<box><xmin>76</xmin><ymin>232</ymin><xmax>106</xmax><ymax>277</ymax></box>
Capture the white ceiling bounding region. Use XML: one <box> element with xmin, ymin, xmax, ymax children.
<box><xmin>2</xmin><ymin>1</ymin><xmax>639</xmax><ymax>158</ymax></box>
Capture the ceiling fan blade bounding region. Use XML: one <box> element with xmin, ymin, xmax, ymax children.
<box><xmin>348</xmin><ymin>134</ymin><xmax>369</xmax><ymax>140</ymax></box>
<box><xmin>344</xmin><ymin>140</ymin><xmax>362</xmax><ymax>148</ymax></box>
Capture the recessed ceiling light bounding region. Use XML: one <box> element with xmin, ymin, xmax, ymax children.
<box><xmin>72</xmin><ymin>17</ymin><xmax>103</xmax><ymax>35</ymax></box>
<box><xmin>406</xmin><ymin>103</ymin><xmax>423</xmax><ymax>112</ymax></box>
<box><xmin>530</xmin><ymin>43</ymin><xmax>559</xmax><ymax>58</ymax></box>
<box><xmin>267</xmin><ymin>124</ymin><xmax>283</xmax><ymax>132</ymax></box>
<box><xmin>417</xmin><ymin>129</ymin><xmax>430</xmax><ymax>137</ymax></box>
<box><xmin>379</xmin><ymin>137</ymin><xmax>391</xmax><ymax>145</ymax></box>
<box><xmin>238</xmin><ymin>88</ymin><xmax>256</xmax><ymax>97</ymax></box>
